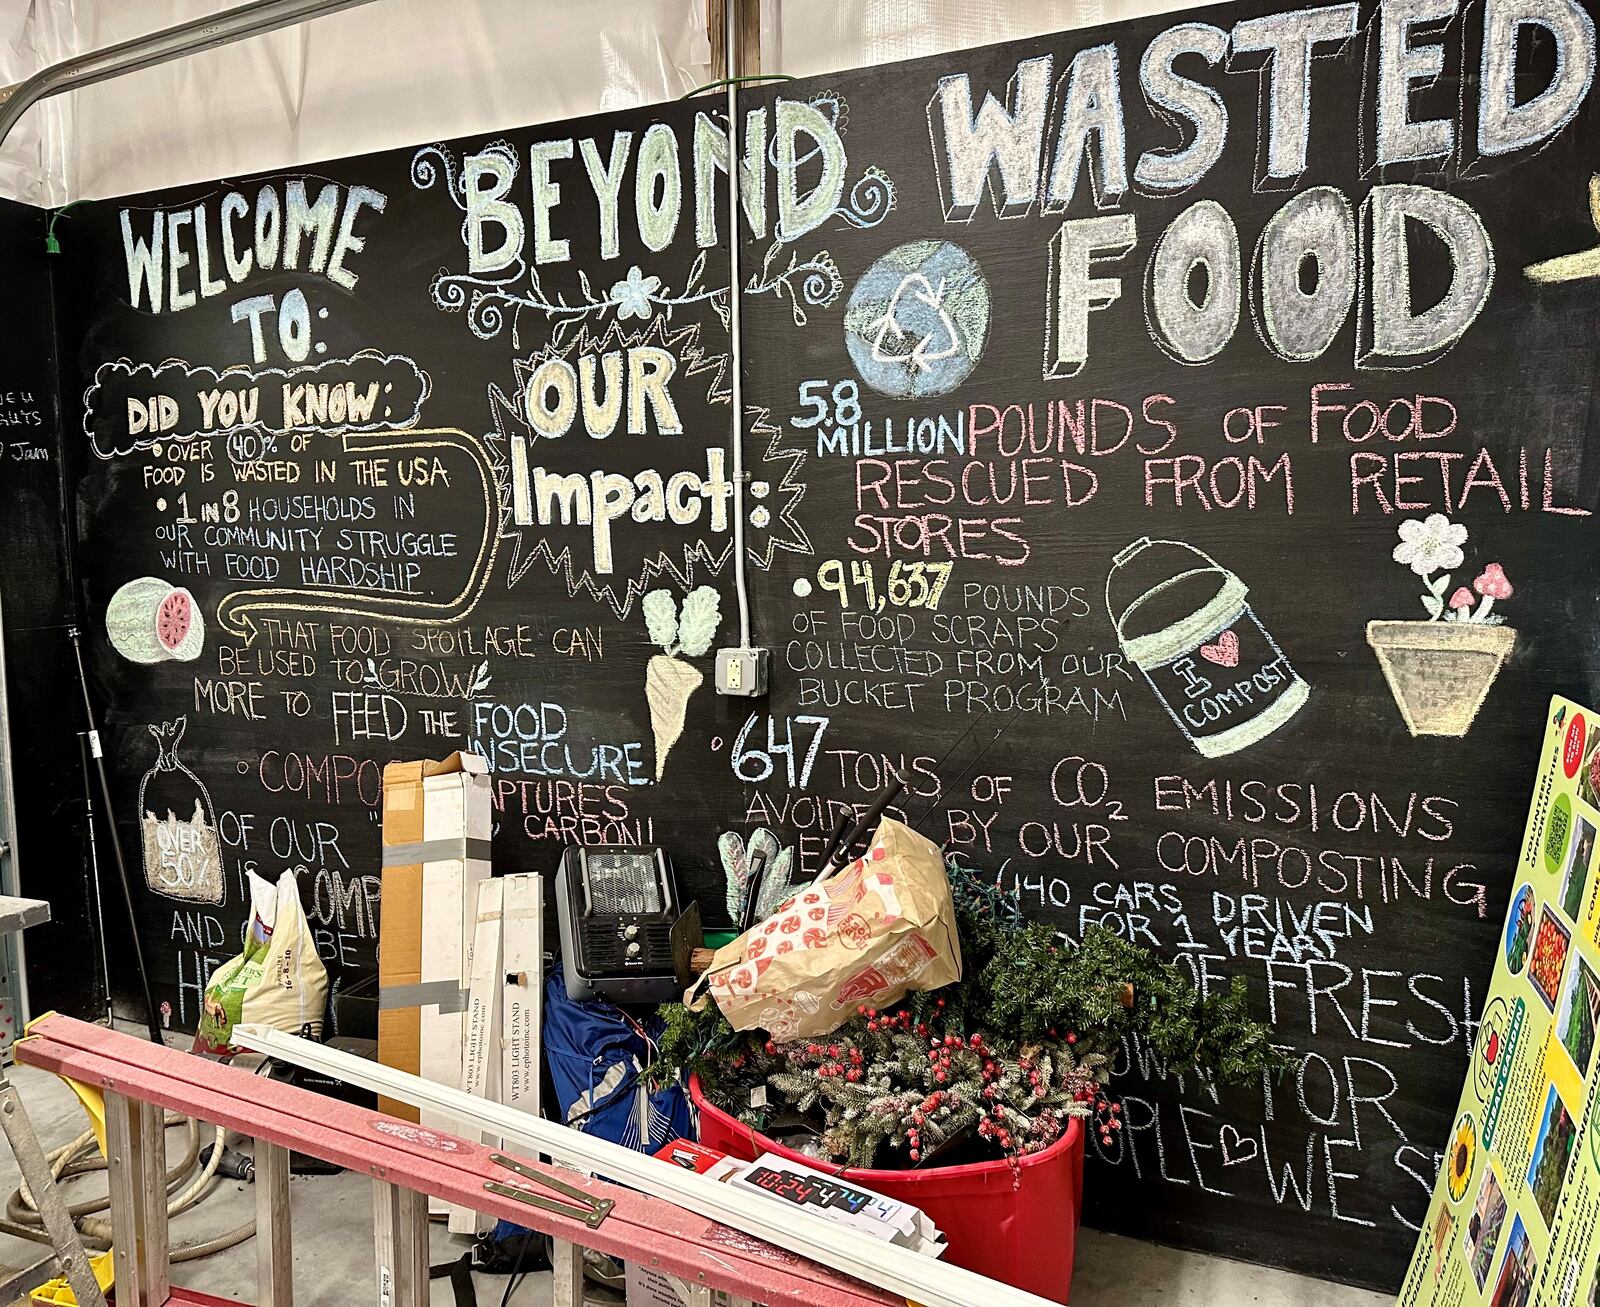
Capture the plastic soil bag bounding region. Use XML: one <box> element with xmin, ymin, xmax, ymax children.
<box><xmin>194</xmin><ymin>869</ymin><xmax>328</xmax><ymax>1056</ymax></box>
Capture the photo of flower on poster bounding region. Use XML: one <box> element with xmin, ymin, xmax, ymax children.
<box><xmin>1448</xmin><ymin>1114</ymin><xmax>1476</xmax><ymax>1201</ymax></box>
<box><xmin>1527</xmin><ymin>1082</ymin><xmax>1578</xmax><ymax>1230</ymax></box>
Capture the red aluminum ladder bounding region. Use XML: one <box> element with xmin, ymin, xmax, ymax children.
<box><xmin>18</xmin><ymin>1015</ymin><xmax>899</xmax><ymax>1307</ymax></box>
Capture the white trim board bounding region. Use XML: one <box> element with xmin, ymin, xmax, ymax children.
<box><xmin>233</xmin><ymin>1024</ymin><xmax>1061</xmax><ymax>1307</ymax></box>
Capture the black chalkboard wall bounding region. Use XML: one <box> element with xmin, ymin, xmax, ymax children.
<box><xmin>0</xmin><ymin>198</ymin><xmax>100</xmax><ymax>1023</ymax></box>
<box><xmin>40</xmin><ymin>0</ymin><xmax>1600</xmax><ymax>1288</ymax></box>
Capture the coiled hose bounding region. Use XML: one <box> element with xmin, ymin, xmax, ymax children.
<box><xmin>3</xmin><ymin>1113</ymin><xmax>256</xmax><ymax>1261</ymax></box>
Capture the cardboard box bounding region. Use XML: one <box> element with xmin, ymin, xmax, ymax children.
<box><xmin>377</xmin><ymin>752</ymin><xmax>492</xmax><ymax>1124</ymax></box>
<box><xmin>500</xmin><ymin>874</ymin><xmax>544</xmax><ymax>1117</ymax></box>
<box><xmin>451</xmin><ymin>876</ymin><xmax>506</xmax><ymax>1234</ymax></box>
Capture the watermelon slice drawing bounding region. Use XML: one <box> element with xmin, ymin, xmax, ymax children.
<box><xmin>106</xmin><ymin>576</ymin><xmax>205</xmax><ymax>664</ymax></box>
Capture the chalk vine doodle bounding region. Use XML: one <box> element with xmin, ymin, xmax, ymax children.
<box><xmin>791</xmin><ymin>93</ymin><xmax>897</xmax><ymax>235</ymax></box>
<box><xmin>746</xmin><ymin>244</ymin><xmax>843</xmax><ymax>326</ymax></box>
<box><xmin>412</xmin><ymin>140</ymin><xmax>721</xmax><ymax>346</ymax></box>
<box><xmin>412</xmin><ymin>95</ymin><xmax>895</xmax><ymax>342</ymax></box>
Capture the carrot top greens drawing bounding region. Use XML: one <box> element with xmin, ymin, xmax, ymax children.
<box><xmin>642</xmin><ymin>586</ymin><xmax>721</xmax><ymax>781</ymax></box>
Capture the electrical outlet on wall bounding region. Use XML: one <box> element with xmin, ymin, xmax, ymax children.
<box><xmin>716</xmin><ymin>647</ymin><xmax>770</xmax><ymax>697</ymax></box>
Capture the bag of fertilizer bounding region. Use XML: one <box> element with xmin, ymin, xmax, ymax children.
<box><xmin>194</xmin><ymin>869</ymin><xmax>328</xmax><ymax>1056</ymax></box>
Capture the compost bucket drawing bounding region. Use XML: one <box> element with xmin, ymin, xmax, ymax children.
<box><xmin>1107</xmin><ymin>538</ymin><xmax>1309</xmax><ymax>758</ymax></box>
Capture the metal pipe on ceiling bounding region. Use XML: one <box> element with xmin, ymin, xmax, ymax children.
<box><xmin>0</xmin><ymin>0</ymin><xmax>383</xmax><ymax>152</ymax></box>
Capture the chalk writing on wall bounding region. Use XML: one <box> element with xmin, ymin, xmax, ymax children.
<box><xmin>57</xmin><ymin>0</ymin><xmax>1600</xmax><ymax>1290</ymax></box>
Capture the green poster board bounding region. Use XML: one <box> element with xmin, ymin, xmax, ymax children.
<box><xmin>1402</xmin><ymin>697</ymin><xmax>1600</xmax><ymax>1307</ymax></box>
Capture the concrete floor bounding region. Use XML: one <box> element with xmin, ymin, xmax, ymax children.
<box><xmin>0</xmin><ymin>1059</ymin><xmax>1393</xmax><ymax>1307</ymax></box>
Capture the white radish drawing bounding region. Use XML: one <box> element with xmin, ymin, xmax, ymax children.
<box><xmin>642</xmin><ymin>586</ymin><xmax>721</xmax><ymax>781</ymax></box>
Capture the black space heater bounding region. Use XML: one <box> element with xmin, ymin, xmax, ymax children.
<box><xmin>556</xmin><ymin>845</ymin><xmax>699</xmax><ymax>1004</ymax></box>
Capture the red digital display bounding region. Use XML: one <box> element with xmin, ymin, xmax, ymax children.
<box><xmin>745</xmin><ymin>1165</ymin><xmax>874</xmax><ymax>1215</ymax></box>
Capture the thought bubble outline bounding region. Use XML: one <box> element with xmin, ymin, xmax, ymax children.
<box><xmin>83</xmin><ymin>350</ymin><xmax>433</xmax><ymax>458</ymax></box>
<box><xmin>214</xmin><ymin>427</ymin><xmax>498</xmax><ymax>645</ymax></box>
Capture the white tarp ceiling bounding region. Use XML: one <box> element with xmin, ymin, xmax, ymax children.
<box><xmin>0</xmin><ymin>0</ymin><xmax>1192</xmax><ymax>209</ymax></box>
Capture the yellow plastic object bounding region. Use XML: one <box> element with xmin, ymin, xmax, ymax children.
<box><xmin>29</xmin><ymin>1250</ymin><xmax>113</xmax><ymax>1305</ymax></box>
<box><xmin>57</xmin><ymin>1078</ymin><xmax>106</xmax><ymax>1158</ymax></box>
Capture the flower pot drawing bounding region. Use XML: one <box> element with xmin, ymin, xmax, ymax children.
<box><xmin>1366</xmin><ymin>620</ymin><xmax>1516</xmax><ymax>736</ymax></box>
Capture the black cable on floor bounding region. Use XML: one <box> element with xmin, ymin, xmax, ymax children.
<box><xmin>501</xmin><ymin>1229</ymin><xmax>532</xmax><ymax>1307</ymax></box>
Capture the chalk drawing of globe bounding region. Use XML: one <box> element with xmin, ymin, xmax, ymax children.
<box><xmin>844</xmin><ymin>241</ymin><xmax>990</xmax><ymax>399</ymax></box>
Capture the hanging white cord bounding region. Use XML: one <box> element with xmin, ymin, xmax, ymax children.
<box><xmin>725</xmin><ymin>0</ymin><xmax>753</xmax><ymax>650</ymax></box>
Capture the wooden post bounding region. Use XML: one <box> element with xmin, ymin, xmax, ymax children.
<box><xmin>372</xmin><ymin>1179</ymin><xmax>426</xmax><ymax>1307</ymax></box>
<box><xmin>104</xmin><ymin>1091</ymin><xmax>170</xmax><ymax>1307</ymax></box>
<box><xmin>552</xmin><ymin>1238</ymin><xmax>585</xmax><ymax>1307</ymax></box>
<box><xmin>672</xmin><ymin>1276</ymin><xmax>715</xmax><ymax>1306</ymax></box>
<box><xmin>707</xmin><ymin>0</ymin><xmax>761</xmax><ymax>82</ymax></box>
<box><xmin>256</xmin><ymin>1140</ymin><xmax>293</xmax><ymax>1305</ymax></box>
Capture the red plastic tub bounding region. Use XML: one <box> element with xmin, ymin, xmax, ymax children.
<box><xmin>689</xmin><ymin>1075</ymin><xmax>1084</xmax><ymax>1303</ymax></box>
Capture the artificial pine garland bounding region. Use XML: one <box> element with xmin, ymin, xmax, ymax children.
<box><xmin>657</xmin><ymin>856</ymin><xmax>1290</xmax><ymax>1169</ymax></box>
<box><xmin>765</xmin><ymin>1008</ymin><xmax>1109</xmax><ymax>1168</ymax></box>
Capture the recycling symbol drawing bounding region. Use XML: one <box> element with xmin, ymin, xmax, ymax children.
<box><xmin>843</xmin><ymin>240</ymin><xmax>991</xmax><ymax>399</ymax></box>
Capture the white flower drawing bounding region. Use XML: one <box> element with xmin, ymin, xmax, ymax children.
<box><xmin>610</xmin><ymin>266</ymin><xmax>660</xmax><ymax>321</ymax></box>
<box><xmin>1393</xmin><ymin>514</ymin><xmax>1467</xmax><ymax>577</ymax></box>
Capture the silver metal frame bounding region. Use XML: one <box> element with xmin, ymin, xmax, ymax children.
<box><xmin>0</xmin><ymin>0</ymin><xmax>382</xmax><ymax>153</ymax></box>
<box><xmin>0</xmin><ymin>608</ymin><xmax>27</xmax><ymax>1047</ymax></box>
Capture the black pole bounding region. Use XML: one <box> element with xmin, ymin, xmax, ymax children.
<box><xmin>836</xmin><ymin>780</ymin><xmax>905</xmax><ymax>866</ymax></box>
<box><xmin>66</xmin><ymin>625</ymin><xmax>164</xmax><ymax>1043</ymax></box>
<box><xmin>77</xmin><ymin>731</ymin><xmax>115</xmax><ymax>1025</ymax></box>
